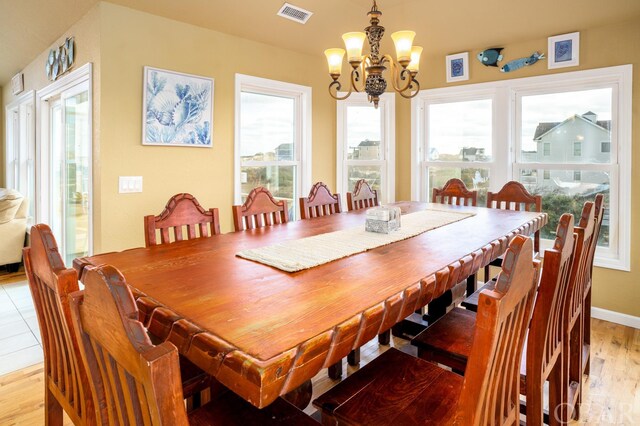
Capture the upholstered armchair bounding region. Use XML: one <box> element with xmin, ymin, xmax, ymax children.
<box><xmin>0</xmin><ymin>189</ymin><xmax>28</xmax><ymax>271</ymax></box>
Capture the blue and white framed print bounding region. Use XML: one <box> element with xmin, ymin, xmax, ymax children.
<box><xmin>548</xmin><ymin>32</ymin><xmax>580</xmax><ymax>69</ymax></box>
<box><xmin>446</xmin><ymin>52</ymin><xmax>469</xmax><ymax>83</ymax></box>
<box><xmin>142</xmin><ymin>67</ymin><xmax>214</xmax><ymax>147</ymax></box>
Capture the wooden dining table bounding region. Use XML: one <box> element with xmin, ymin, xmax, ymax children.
<box><xmin>73</xmin><ymin>201</ymin><xmax>547</xmax><ymax>408</ymax></box>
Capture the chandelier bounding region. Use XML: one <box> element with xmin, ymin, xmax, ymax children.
<box><xmin>324</xmin><ymin>0</ymin><xmax>422</xmax><ymax>108</ymax></box>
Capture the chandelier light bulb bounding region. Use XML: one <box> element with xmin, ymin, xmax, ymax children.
<box><xmin>324</xmin><ymin>48</ymin><xmax>345</xmax><ymax>77</ymax></box>
<box><xmin>407</xmin><ymin>46</ymin><xmax>423</xmax><ymax>73</ymax></box>
<box><xmin>391</xmin><ymin>31</ymin><xmax>416</xmax><ymax>64</ymax></box>
<box><xmin>342</xmin><ymin>32</ymin><xmax>366</xmax><ymax>63</ymax></box>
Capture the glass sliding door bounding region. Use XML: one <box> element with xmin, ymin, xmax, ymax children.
<box><xmin>42</xmin><ymin>77</ymin><xmax>92</xmax><ymax>265</ymax></box>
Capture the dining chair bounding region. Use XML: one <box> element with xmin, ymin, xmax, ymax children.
<box><xmin>411</xmin><ymin>212</ymin><xmax>577</xmax><ymax>425</ymax></box>
<box><xmin>431</xmin><ymin>177</ymin><xmax>477</xmax><ymax>206</ymax></box>
<box><xmin>299</xmin><ymin>182</ymin><xmax>342</xmax><ymax>219</ymax></box>
<box><xmin>23</xmin><ymin>224</ymin><xmax>97</xmax><ymax>426</ymax></box>
<box><xmin>461</xmin><ymin>181</ymin><xmax>543</xmax><ymax>312</ymax></box>
<box><xmin>346</xmin><ymin>179</ymin><xmax>379</xmax><ymax>211</ymax></box>
<box><xmin>430</xmin><ymin>178</ymin><xmax>478</xmax><ymax>317</ymax></box>
<box><xmin>562</xmin><ymin>201</ymin><xmax>596</xmax><ymax>422</ymax></box>
<box><xmin>69</xmin><ymin>264</ymin><xmax>317</xmax><ymax>425</ymax></box>
<box><xmin>582</xmin><ymin>193</ymin><xmax>604</xmax><ymax>377</ymax></box>
<box><xmin>144</xmin><ymin>193</ymin><xmax>221</xmax><ymax>247</ymax></box>
<box><xmin>483</xmin><ymin>181</ymin><xmax>542</xmax><ymax>281</ymax></box>
<box><xmin>233</xmin><ymin>186</ymin><xmax>289</xmax><ymax>231</ymax></box>
<box><xmin>313</xmin><ymin>234</ymin><xmax>539</xmax><ymax>426</ymax></box>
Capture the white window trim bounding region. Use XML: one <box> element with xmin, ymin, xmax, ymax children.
<box><xmin>336</xmin><ymin>92</ymin><xmax>395</xmax><ymax>204</ymax></box>
<box><xmin>411</xmin><ymin>65</ymin><xmax>632</xmax><ymax>271</ymax></box>
<box><xmin>36</xmin><ymin>62</ymin><xmax>93</xmax><ymax>252</ymax></box>
<box><xmin>234</xmin><ymin>74</ymin><xmax>312</xmax><ymax>219</ymax></box>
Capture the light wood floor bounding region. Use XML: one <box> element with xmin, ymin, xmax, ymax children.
<box><xmin>1</xmin><ymin>266</ymin><xmax>638</xmax><ymax>425</ymax></box>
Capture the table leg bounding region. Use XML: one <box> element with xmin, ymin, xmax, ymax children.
<box><xmin>378</xmin><ymin>330</ymin><xmax>391</xmax><ymax>345</ymax></box>
<box><xmin>282</xmin><ymin>379</ymin><xmax>313</xmax><ymax>409</ymax></box>
<box><xmin>466</xmin><ymin>273</ymin><xmax>477</xmax><ymax>297</ymax></box>
<box><xmin>328</xmin><ymin>361</ymin><xmax>343</xmax><ymax>379</ymax></box>
<box><xmin>347</xmin><ymin>349</ymin><xmax>360</xmax><ymax>366</ymax></box>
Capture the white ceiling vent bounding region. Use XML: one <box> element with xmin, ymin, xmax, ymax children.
<box><xmin>277</xmin><ymin>3</ymin><xmax>313</xmax><ymax>24</ymax></box>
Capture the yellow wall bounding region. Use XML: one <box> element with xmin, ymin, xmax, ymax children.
<box><xmin>395</xmin><ymin>17</ymin><xmax>640</xmax><ymax>316</ymax></box>
<box><xmin>96</xmin><ymin>3</ymin><xmax>334</xmax><ymax>251</ymax></box>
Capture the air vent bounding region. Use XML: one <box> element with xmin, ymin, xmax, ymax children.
<box><xmin>277</xmin><ymin>3</ymin><xmax>313</xmax><ymax>24</ymax></box>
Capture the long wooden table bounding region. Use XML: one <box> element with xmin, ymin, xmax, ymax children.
<box><xmin>73</xmin><ymin>202</ymin><xmax>546</xmax><ymax>408</ymax></box>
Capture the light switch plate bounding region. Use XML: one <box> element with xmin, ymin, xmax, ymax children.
<box><xmin>119</xmin><ymin>176</ymin><xmax>143</xmax><ymax>193</ymax></box>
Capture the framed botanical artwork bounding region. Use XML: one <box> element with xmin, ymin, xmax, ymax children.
<box><xmin>446</xmin><ymin>52</ymin><xmax>469</xmax><ymax>83</ymax></box>
<box><xmin>142</xmin><ymin>66</ymin><xmax>214</xmax><ymax>147</ymax></box>
<box><xmin>548</xmin><ymin>32</ymin><xmax>580</xmax><ymax>69</ymax></box>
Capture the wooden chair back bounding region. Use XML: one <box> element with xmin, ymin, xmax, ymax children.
<box><xmin>586</xmin><ymin>194</ymin><xmax>604</xmax><ymax>290</ymax></box>
<box><xmin>69</xmin><ymin>264</ymin><xmax>189</xmax><ymax>426</ymax></box>
<box><xmin>299</xmin><ymin>182</ymin><xmax>342</xmax><ymax>219</ymax></box>
<box><xmin>455</xmin><ymin>234</ymin><xmax>539</xmax><ymax>425</ymax></box>
<box><xmin>232</xmin><ymin>187</ymin><xmax>289</xmax><ymax>231</ymax></box>
<box><xmin>566</xmin><ymin>202</ymin><xmax>596</xmax><ymax>329</ymax></box>
<box><xmin>346</xmin><ymin>179</ymin><xmax>379</xmax><ymax>211</ymax></box>
<box><xmin>23</xmin><ymin>224</ymin><xmax>96</xmax><ymax>425</ymax></box>
<box><xmin>144</xmin><ymin>193</ymin><xmax>220</xmax><ymax>247</ymax></box>
<box><xmin>525</xmin><ymin>213</ymin><xmax>575</xmax><ymax>415</ymax></box>
<box><xmin>432</xmin><ymin>178</ymin><xmax>477</xmax><ymax>207</ymax></box>
<box><xmin>487</xmin><ymin>181</ymin><xmax>542</xmax><ymax>253</ymax></box>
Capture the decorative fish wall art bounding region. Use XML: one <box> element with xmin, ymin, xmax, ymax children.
<box><xmin>500</xmin><ymin>52</ymin><xmax>545</xmax><ymax>72</ymax></box>
<box><xmin>477</xmin><ymin>48</ymin><xmax>504</xmax><ymax>67</ymax></box>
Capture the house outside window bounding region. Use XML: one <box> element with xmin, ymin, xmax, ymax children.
<box><xmin>234</xmin><ymin>74</ymin><xmax>312</xmax><ymax>220</ymax></box>
<box><xmin>411</xmin><ymin>65</ymin><xmax>632</xmax><ymax>271</ymax></box>
<box><xmin>337</xmin><ymin>92</ymin><xmax>395</xmax><ymax>203</ymax></box>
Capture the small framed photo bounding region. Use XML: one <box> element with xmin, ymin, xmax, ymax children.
<box><xmin>548</xmin><ymin>32</ymin><xmax>580</xmax><ymax>69</ymax></box>
<box><xmin>142</xmin><ymin>66</ymin><xmax>214</xmax><ymax>147</ymax></box>
<box><xmin>446</xmin><ymin>52</ymin><xmax>469</xmax><ymax>83</ymax></box>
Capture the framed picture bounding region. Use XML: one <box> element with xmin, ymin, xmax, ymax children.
<box><xmin>142</xmin><ymin>66</ymin><xmax>214</xmax><ymax>147</ymax></box>
<box><xmin>548</xmin><ymin>32</ymin><xmax>580</xmax><ymax>69</ymax></box>
<box><xmin>446</xmin><ymin>52</ymin><xmax>469</xmax><ymax>83</ymax></box>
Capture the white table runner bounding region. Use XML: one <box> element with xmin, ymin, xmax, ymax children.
<box><xmin>236</xmin><ymin>209</ymin><xmax>475</xmax><ymax>272</ymax></box>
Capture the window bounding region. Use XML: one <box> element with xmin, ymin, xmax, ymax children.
<box><xmin>413</xmin><ymin>89</ymin><xmax>496</xmax><ymax>205</ymax></box>
<box><xmin>5</xmin><ymin>91</ymin><xmax>35</xmax><ymax>223</ymax></box>
<box><xmin>412</xmin><ymin>65</ymin><xmax>632</xmax><ymax>271</ymax></box>
<box><xmin>573</xmin><ymin>141</ymin><xmax>582</xmax><ymax>156</ymax></box>
<box><xmin>235</xmin><ymin>74</ymin><xmax>311</xmax><ymax>220</ymax></box>
<box><xmin>337</xmin><ymin>92</ymin><xmax>395</xmax><ymax>203</ymax></box>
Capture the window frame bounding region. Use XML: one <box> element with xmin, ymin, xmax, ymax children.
<box><xmin>412</xmin><ymin>65</ymin><xmax>632</xmax><ymax>271</ymax></box>
<box><xmin>336</xmin><ymin>92</ymin><xmax>395</xmax><ymax>203</ymax></box>
<box><xmin>234</xmin><ymin>74</ymin><xmax>312</xmax><ymax>220</ymax></box>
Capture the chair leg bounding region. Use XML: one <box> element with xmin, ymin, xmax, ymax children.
<box><xmin>45</xmin><ymin>387</ymin><xmax>63</xmax><ymax>426</ymax></box>
<box><xmin>484</xmin><ymin>265</ymin><xmax>491</xmax><ymax>283</ymax></box>
<box><xmin>347</xmin><ymin>349</ymin><xmax>360</xmax><ymax>366</ymax></box>
<box><xmin>548</xmin><ymin>360</ymin><xmax>564</xmax><ymax>426</ymax></box>
<box><xmin>525</xmin><ymin>373</ymin><xmax>544</xmax><ymax>426</ymax></box>
<box><xmin>378</xmin><ymin>330</ymin><xmax>391</xmax><ymax>345</ymax></box>
<box><xmin>584</xmin><ymin>287</ymin><xmax>592</xmax><ymax>375</ymax></box>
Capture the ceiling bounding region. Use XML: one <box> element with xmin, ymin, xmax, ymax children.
<box><xmin>2</xmin><ymin>0</ymin><xmax>640</xmax><ymax>86</ymax></box>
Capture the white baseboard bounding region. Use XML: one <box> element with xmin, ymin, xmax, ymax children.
<box><xmin>591</xmin><ymin>307</ymin><xmax>640</xmax><ymax>329</ymax></box>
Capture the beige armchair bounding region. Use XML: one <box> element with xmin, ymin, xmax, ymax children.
<box><xmin>0</xmin><ymin>189</ymin><xmax>28</xmax><ymax>272</ymax></box>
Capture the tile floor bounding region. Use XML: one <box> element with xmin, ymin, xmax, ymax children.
<box><xmin>0</xmin><ymin>279</ymin><xmax>43</xmax><ymax>377</ymax></box>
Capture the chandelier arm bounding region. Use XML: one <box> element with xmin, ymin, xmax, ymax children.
<box><xmin>328</xmin><ymin>67</ymin><xmax>364</xmax><ymax>100</ymax></box>
<box><xmin>383</xmin><ymin>54</ymin><xmax>414</xmax><ymax>94</ymax></box>
<box><xmin>398</xmin><ymin>78</ymin><xmax>421</xmax><ymax>99</ymax></box>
